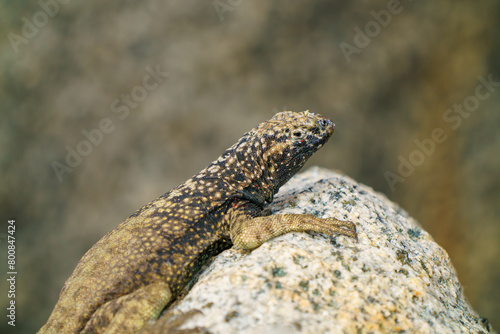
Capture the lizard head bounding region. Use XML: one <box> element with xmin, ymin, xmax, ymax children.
<box><xmin>201</xmin><ymin>110</ymin><xmax>335</xmax><ymax>206</ymax></box>
<box><xmin>257</xmin><ymin>110</ymin><xmax>335</xmax><ymax>192</ymax></box>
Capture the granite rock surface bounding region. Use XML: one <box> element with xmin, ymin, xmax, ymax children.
<box><xmin>162</xmin><ymin>167</ymin><xmax>493</xmax><ymax>334</ymax></box>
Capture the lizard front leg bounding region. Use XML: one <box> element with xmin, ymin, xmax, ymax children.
<box><xmin>230</xmin><ymin>213</ymin><xmax>357</xmax><ymax>250</ymax></box>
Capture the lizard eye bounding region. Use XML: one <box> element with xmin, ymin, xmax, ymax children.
<box><xmin>292</xmin><ymin>130</ymin><xmax>304</xmax><ymax>140</ymax></box>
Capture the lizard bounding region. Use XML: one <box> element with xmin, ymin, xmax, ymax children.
<box><xmin>38</xmin><ymin>110</ymin><xmax>357</xmax><ymax>334</ymax></box>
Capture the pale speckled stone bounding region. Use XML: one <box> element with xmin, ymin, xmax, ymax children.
<box><xmin>168</xmin><ymin>167</ymin><xmax>494</xmax><ymax>334</ymax></box>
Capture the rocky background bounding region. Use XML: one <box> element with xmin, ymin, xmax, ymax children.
<box><xmin>0</xmin><ymin>1</ymin><xmax>499</xmax><ymax>333</ymax></box>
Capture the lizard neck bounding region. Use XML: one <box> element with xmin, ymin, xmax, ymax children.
<box><xmin>201</xmin><ymin>134</ymin><xmax>275</xmax><ymax>207</ymax></box>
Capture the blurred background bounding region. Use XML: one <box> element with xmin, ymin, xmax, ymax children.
<box><xmin>1</xmin><ymin>1</ymin><xmax>499</xmax><ymax>333</ymax></box>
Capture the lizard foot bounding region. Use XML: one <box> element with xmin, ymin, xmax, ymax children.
<box><xmin>323</xmin><ymin>217</ymin><xmax>358</xmax><ymax>241</ymax></box>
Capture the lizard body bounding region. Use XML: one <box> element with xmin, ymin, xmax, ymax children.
<box><xmin>39</xmin><ymin>111</ymin><xmax>356</xmax><ymax>334</ymax></box>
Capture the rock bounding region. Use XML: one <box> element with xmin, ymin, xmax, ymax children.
<box><xmin>165</xmin><ymin>167</ymin><xmax>494</xmax><ymax>334</ymax></box>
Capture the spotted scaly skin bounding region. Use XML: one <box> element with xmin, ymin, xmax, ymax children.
<box><xmin>39</xmin><ymin>111</ymin><xmax>357</xmax><ymax>334</ymax></box>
